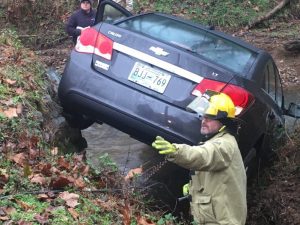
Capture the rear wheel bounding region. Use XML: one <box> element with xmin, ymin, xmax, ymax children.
<box><xmin>254</xmin><ymin>134</ymin><xmax>274</xmax><ymax>183</ymax></box>
<box><xmin>63</xmin><ymin>111</ymin><xmax>94</xmax><ymax>130</ymax></box>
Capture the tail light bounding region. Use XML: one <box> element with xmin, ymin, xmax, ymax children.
<box><xmin>192</xmin><ymin>79</ymin><xmax>254</xmax><ymax>115</ymax></box>
<box><xmin>75</xmin><ymin>28</ymin><xmax>113</xmax><ymax>60</ymax></box>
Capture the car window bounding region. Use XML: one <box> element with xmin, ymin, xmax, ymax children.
<box><xmin>95</xmin><ymin>0</ymin><xmax>132</xmax><ymax>24</ymax></box>
<box><xmin>275</xmin><ymin>67</ymin><xmax>283</xmax><ymax>107</ymax></box>
<box><xmin>263</xmin><ymin>61</ymin><xmax>283</xmax><ymax>107</ymax></box>
<box><xmin>103</xmin><ymin>4</ymin><xmax>127</xmax><ymax>24</ymax></box>
<box><xmin>117</xmin><ymin>14</ymin><xmax>256</xmax><ymax>74</ymax></box>
<box><xmin>268</xmin><ymin>63</ymin><xmax>276</xmax><ymax>100</ymax></box>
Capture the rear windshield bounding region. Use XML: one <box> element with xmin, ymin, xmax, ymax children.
<box><xmin>117</xmin><ymin>14</ymin><xmax>255</xmax><ymax>74</ymax></box>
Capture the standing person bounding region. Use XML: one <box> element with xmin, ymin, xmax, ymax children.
<box><xmin>152</xmin><ymin>91</ymin><xmax>247</xmax><ymax>225</ymax></box>
<box><xmin>65</xmin><ymin>0</ymin><xmax>96</xmax><ymax>44</ymax></box>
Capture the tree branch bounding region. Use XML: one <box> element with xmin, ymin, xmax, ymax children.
<box><xmin>245</xmin><ymin>0</ymin><xmax>291</xmax><ymax>30</ymax></box>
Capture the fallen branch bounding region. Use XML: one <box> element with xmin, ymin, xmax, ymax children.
<box><xmin>18</xmin><ymin>34</ymin><xmax>38</xmax><ymax>38</ymax></box>
<box><xmin>245</xmin><ymin>0</ymin><xmax>291</xmax><ymax>30</ymax></box>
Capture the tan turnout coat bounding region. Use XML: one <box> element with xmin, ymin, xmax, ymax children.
<box><xmin>167</xmin><ymin>131</ymin><xmax>247</xmax><ymax>225</ymax></box>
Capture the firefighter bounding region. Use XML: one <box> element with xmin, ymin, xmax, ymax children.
<box><xmin>152</xmin><ymin>90</ymin><xmax>247</xmax><ymax>224</ymax></box>
<box><xmin>65</xmin><ymin>0</ymin><xmax>96</xmax><ymax>44</ymax></box>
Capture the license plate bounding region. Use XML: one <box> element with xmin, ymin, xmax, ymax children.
<box><xmin>128</xmin><ymin>62</ymin><xmax>171</xmax><ymax>94</ymax></box>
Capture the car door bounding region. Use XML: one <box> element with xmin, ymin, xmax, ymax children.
<box><xmin>263</xmin><ymin>60</ymin><xmax>285</xmax><ymax>151</ymax></box>
<box><xmin>95</xmin><ymin>0</ymin><xmax>132</xmax><ymax>24</ymax></box>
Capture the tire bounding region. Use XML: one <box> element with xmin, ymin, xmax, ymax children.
<box><xmin>63</xmin><ymin>111</ymin><xmax>94</xmax><ymax>130</ymax></box>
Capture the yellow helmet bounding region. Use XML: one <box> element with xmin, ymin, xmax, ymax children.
<box><xmin>187</xmin><ymin>90</ymin><xmax>235</xmax><ymax>120</ymax></box>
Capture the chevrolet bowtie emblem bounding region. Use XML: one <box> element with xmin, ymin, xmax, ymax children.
<box><xmin>149</xmin><ymin>46</ymin><xmax>169</xmax><ymax>56</ymax></box>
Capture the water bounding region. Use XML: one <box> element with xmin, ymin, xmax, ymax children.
<box><xmin>82</xmin><ymin>123</ymin><xmax>189</xmax><ymax>214</ymax></box>
<box><xmin>82</xmin><ymin>123</ymin><xmax>158</xmax><ymax>174</ymax></box>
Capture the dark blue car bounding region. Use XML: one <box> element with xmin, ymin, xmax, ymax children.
<box><xmin>58</xmin><ymin>0</ymin><xmax>300</xmax><ymax>174</ymax></box>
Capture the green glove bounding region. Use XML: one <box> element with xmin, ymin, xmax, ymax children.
<box><xmin>182</xmin><ymin>183</ymin><xmax>189</xmax><ymax>196</ymax></box>
<box><xmin>151</xmin><ymin>136</ymin><xmax>176</xmax><ymax>154</ymax></box>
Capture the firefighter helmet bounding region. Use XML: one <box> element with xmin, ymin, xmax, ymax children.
<box><xmin>187</xmin><ymin>90</ymin><xmax>235</xmax><ymax>120</ymax></box>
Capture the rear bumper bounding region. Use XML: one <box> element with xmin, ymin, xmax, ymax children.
<box><xmin>58</xmin><ymin>52</ymin><xmax>202</xmax><ymax>145</ymax></box>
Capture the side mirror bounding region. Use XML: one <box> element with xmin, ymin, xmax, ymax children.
<box><xmin>285</xmin><ymin>102</ymin><xmax>300</xmax><ymax>118</ymax></box>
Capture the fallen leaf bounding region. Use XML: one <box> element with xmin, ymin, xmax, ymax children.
<box><xmin>137</xmin><ymin>215</ymin><xmax>156</xmax><ymax>225</ymax></box>
<box><xmin>0</xmin><ymin>207</ymin><xmax>6</xmax><ymax>216</ymax></box>
<box><xmin>15</xmin><ymin>87</ymin><xmax>24</xmax><ymax>94</ymax></box>
<box><xmin>0</xmin><ymin>216</ymin><xmax>9</xmax><ymax>221</ymax></box>
<box><xmin>73</xmin><ymin>154</ymin><xmax>84</xmax><ymax>162</ymax></box>
<box><xmin>81</xmin><ymin>165</ymin><xmax>90</xmax><ymax>176</ymax></box>
<box><xmin>37</xmin><ymin>194</ymin><xmax>49</xmax><ymax>201</ymax></box>
<box><xmin>253</xmin><ymin>6</ymin><xmax>259</xmax><ymax>11</ymax></box>
<box><xmin>94</xmin><ymin>197</ymin><xmax>118</xmax><ymax>211</ymax></box>
<box><xmin>17</xmin><ymin>220</ymin><xmax>33</xmax><ymax>225</ymax></box>
<box><xmin>50</xmin><ymin>147</ymin><xmax>58</xmax><ymax>156</ymax></box>
<box><xmin>3</xmin><ymin>107</ymin><xmax>18</xmax><ymax>118</ymax></box>
<box><xmin>29</xmin><ymin>148</ymin><xmax>39</xmax><ymax>160</ymax></box>
<box><xmin>30</xmin><ymin>174</ymin><xmax>47</xmax><ymax>185</ymax></box>
<box><xmin>16</xmin><ymin>104</ymin><xmax>23</xmax><ymax>114</ymax></box>
<box><xmin>74</xmin><ymin>177</ymin><xmax>86</xmax><ymax>189</ymax></box>
<box><xmin>122</xmin><ymin>200</ymin><xmax>131</xmax><ymax>225</ymax></box>
<box><xmin>0</xmin><ymin>99</ymin><xmax>13</xmax><ymax>106</ymax></box>
<box><xmin>3</xmin><ymin>206</ymin><xmax>16</xmax><ymax>215</ymax></box>
<box><xmin>49</xmin><ymin>175</ymin><xmax>71</xmax><ymax>189</ymax></box>
<box><xmin>68</xmin><ymin>207</ymin><xmax>79</xmax><ymax>219</ymax></box>
<box><xmin>11</xmin><ymin>152</ymin><xmax>27</xmax><ymax>166</ymax></box>
<box><xmin>4</xmin><ymin>79</ymin><xmax>16</xmax><ymax>85</ymax></box>
<box><xmin>50</xmin><ymin>166</ymin><xmax>60</xmax><ymax>175</ymax></box>
<box><xmin>38</xmin><ymin>163</ymin><xmax>52</xmax><ymax>176</ymax></box>
<box><xmin>124</xmin><ymin>167</ymin><xmax>143</xmax><ymax>181</ymax></box>
<box><xmin>15</xmin><ymin>199</ymin><xmax>33</xmax><ymax>211</ymax></box>
<box><xmin>58</xmin><ymin>191</ymin><xmax>80</xmax><ymax>208</ymax></box>
<box><xmin>0</xmin><ymin>172</ymin><xmax>9</xmax><ymax>186</ymax></box>
<box><xmin>57</xmin><ymin>156</ymin><xmax>70</xmax><ymax>170</ymax></box>
<box><xmin>34</xmin><ymin>213</ymin><xmax>49</xmax><ymax>224</ymax></box>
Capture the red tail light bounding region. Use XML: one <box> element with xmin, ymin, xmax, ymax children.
<box><xmin>75</xmin><ymin>28</ymin><xmax>113</xmax><ymax>60</ymax></box>
<box><xmin>192</xmin><ymin>79</ymin><xmax>254</xmax><ymax>115</ymax></box>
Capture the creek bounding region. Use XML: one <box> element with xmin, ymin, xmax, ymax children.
<box><xmin>82</xmin><ymin>123</ymin><xmax>189</xmax><ymax>213</ymax></box>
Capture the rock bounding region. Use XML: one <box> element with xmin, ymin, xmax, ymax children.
<box><xmin>42</xmin><ymin>68</ymin><xmax>87</xmax><ymax>153</ymax></box>
<box><xmin>283</xmin><ymin>40</ymin><xmax>300</xmax><ymax>52</ymax></box>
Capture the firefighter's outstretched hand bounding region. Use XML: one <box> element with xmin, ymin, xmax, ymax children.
<box><xmin>152</xmin><ymin>136</ymin><xmax>176</xmax><ymax>154</ymax></box>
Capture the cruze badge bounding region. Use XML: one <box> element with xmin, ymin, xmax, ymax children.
<box><xmin>108</xmin><ymin>31</ymin><xmax>122</xmax><ymax>38</ymax></box>
<box><xmin>149</xmin><ymin>46</ymin><xmax>169</xmax><ymax>56</ymax></box>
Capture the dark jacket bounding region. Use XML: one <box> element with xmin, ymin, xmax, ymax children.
<box><xmin>65</xmin><ymin>9</ymin><xmax>96</xmax><ymax>44</ymax></box>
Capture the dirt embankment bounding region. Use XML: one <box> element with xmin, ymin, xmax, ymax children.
<box><xmin>236</xmin><ymin>20</ymin><xmax>300</xmax><ymax>88</ymax></box>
